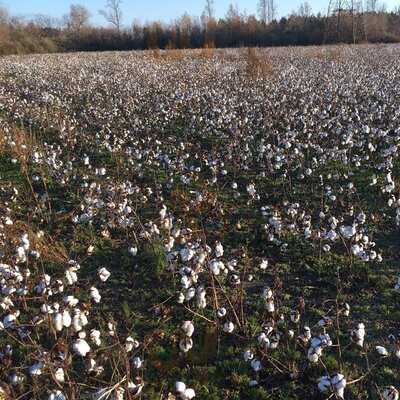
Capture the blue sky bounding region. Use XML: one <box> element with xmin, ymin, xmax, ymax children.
<box><xmin>1</xmin><ymin>0</ymin><xmax>398</xmax><ymax>25</ymax></box>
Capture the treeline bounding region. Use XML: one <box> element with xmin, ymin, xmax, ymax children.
<box><xmin>0</xmin><ymin>2</ymin><xmax>399</xmax><ymax>56</ymax></box>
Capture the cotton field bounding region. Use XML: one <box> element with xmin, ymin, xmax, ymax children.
<box><xmin>0</xmin><ymin>45</ymin><xmax>400</xmax><ymax>399</ymax></box>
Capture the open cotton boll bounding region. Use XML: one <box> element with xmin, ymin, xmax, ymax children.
<box><xmin>223</xmin><ymin>321</ymin><xmax>234</xmax><ymax>333</ymax></box>
<box><xmin>351</xmin><ymin>323</ymin><xmax>365</xmax><ymax>347</ymax></box>
<box><xmin>73</xmin><ymin>338</ymin><xmax>91</xmax><ymax>356</ymax></box>
<box><xmin>128</xmin><ymin>246</ymin><xmax>138</xmax><ymax>256</ymax></box>
<box><xmin>29</xmin><ymin>362</ymin><xmax>44</xmax><ymax>376</ymax></box>
<box><xmin>175</xmin><ymin>381</ymin><xmax>186</xmax><ymax>394</ymax></box>
<box><xmin>98</xmin><ymin>267</ymin><xmax>111</xmax><ymax>282</ymax></box>
<box><xmin>376</xmin><ymin>345</ymin><xmax>389</xmax><ymax>356</ymax></box>
<box><xmin>55</xmin><ymin>367</ymin><xmax>65</xmax><ymax>383</ymax></box>
<box><xmin>383</xmin><ymin>386</ymin><xmax>399</xmax><ymax>400</ymax></box>
<box><xmin>179</xmin><ymin>337</ymin><xmax>193</xmax><ymax>352</ymax></box>
<box><xmin>48</xmin><ymin>391</ymin><xmax>66</xmax><ymax>400</ymax></box>
<box><xmin>182</xmin><ymin>388</ymin><xmax>196</xmax><ymax>399</ymax></box>
<box><xmin>90</xmin><ymin>329</ymin><xmax>102</xmax><ymax>346</ymax></box>
<box><xmin>132</xmin><ymin>356</ymin><xmax>143</xmax><ymax>369</ymax></box>
<box><xmin>181</xmin><ymin>321</ymin><xmax>195</xmax><ymax>337</ymax></box>
<box><xmin>90</xmin><ymin>287</ymin><xmax>101</xmax><ymax>303</ymax></box>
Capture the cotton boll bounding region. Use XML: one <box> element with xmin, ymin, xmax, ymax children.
<box><xmin>243</xmin><ymin>349</ymin><xmax>254</xmax><ymax>362</ymax></box>
<box><xmin>73</xmin><ymin>339</ymin><xmax>91</xmax><ymax>356</ymax></box>
<box><xmin>98</xmin><ymin>267</ymin><xmax>111</xmax><ymax>282</ymax></box>
<box><xmin>90</xmin><ymin>287</ymin><xmax>101</xmax><ymax>303</ymax></box>
<box><xmin>179</xmin><ymin>337</ymin><xmax>193</xmax><ymax>352</ymax></box>
<box><xmin>29</xmin><ymin>362</ymin><xmax>44</xmax><ymax>376</ymax></box>
<box><xmin>183</xmin><ymin>388</ymin><xmax>196</xmax><ymax>399</ymax></box>
<box><xmin>53</xmin><ymin>312</ymin><xmax>63</xmax><ymax>332</ymax></box>
<box><xmin>376</xmin><ymin>345</ymin><xmax>389</xmax><ymax>356</ymax></box>
<box><xmin>132</xmin><ymin>356</ymin><xmax>143</xmax><ymax>369</ymax></box>
<box><xmin>48</xmin><ymin>391</ymin><xmax>66</xmax><ymax>400</ymax></box>
<box><xmin>251</xmin><ymin>359</ymin><xmax>262</xmax><ymax>372</ymax></box>
<box><xmin>125</xmin><ymin>336</ymin><xmax>139</xmax><ymax>352</ymax></box>
<box><xmin>62</xmin><ymin>310</ymin><xmax>72</xmax><ymax>328</ymax></box>
<box><xmin>129</xmin><ymin>246</ymin><xmax>138</xmax><ymax>256</ymax></box>
<box><xmin>175</xmin><ymin>381</ymin><xmax>186</xmax><ymax>394</ymax></box>
<box><xmin>223</xmin><ymin>321</ymin><xmax>234</xmax><ymax>333</ymax></box>
<box><xmin>181</xmin><ymin>321</ymin><xmax>194</xmax><ymax>337</ymax></box>
<box><xmin>217</xmin><ymin>307</ymin><xmax>227</xmax><ymax>318</ymax></box>
<box><xmin>55</xmin><ymin>367</ymin><xmax>65</xmax><ymax>383</ymax></box>
<box><xmin>351</xmin><ymin>323</ymin><xmax>365</xmax><ymax>347</ymax></box>
<box><xmin>215</xmin><ymin>242</ymin><xmax>224</xmax><ymax>258</ymax></box>
<box><xmin>383</xmin><ymin>386</ymin><xmax>399</xmax><ymax>400</ymax></box>
<box><xmin>90</xmin><ymin>329</ymin><xmax>102</xmax><ymax>346</ymax></box>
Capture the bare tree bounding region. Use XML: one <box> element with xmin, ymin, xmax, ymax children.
<box><xmin>298</xmin><ymin>1</ymin><xmax>312</xmax><ymax>17</ymax></box>
<box><xmin>0</xmin><ymin>6</ymin><xmax>9</xmax><ymax>24</ymax></box>
<box><xmin>66</xmin><ymin>4</ymin><xmax>90</xmax><ymax>33</ymax></box>
<box><xmin>366</xmin><ymin>0</ymin><xmax>378</xmax><ymax>12</ymax></box>
<box><xmin>204</xmin><ymin>0</ymin><xmax>215</xmax><ymax>19</ymax></box>
<box><xmin>99</xmin><ymin>0</ymin><xmax>123</xmax><ymax>31</ymax></box>
<box><xmin>258</xmin><ymin>0</ymin><xmax>276</xmax><ymax>24</ymax></box>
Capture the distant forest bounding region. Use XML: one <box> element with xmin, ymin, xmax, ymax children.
<box><xmin>0</xmin><ymin>0</ymin><xmax>399</xmax><ymax>55</ymax></box>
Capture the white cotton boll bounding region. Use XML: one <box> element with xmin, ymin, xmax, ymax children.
<box><xmin>249</xmin><ymin>380</ymin><xmax>259</xmax><ymax>387</ymax></box>
<box><xmin>98</xmin><ymin>267</ymin><xmax>111</xmax><ymax>282</ymax></box>
<box><xmin>179</xmin><ymin>337</ymin><xmax>193</xmax><ymax>352</ymax></box>
<box><xmin>55</xmin><ymin>367</ymin><xmax>65</xmax><ymax>383</ymax></box>
<box><xmin>90</xmin><ymin>329</ymin><xmax>102</xmax><ymax>346</ymax></box>
<box><xmin>62</xmin><ymin>310</ymin><xmax>72</xmax><ymax>328</ymax></box>
<box><xmin>125</xmin><ymin>336</ymin><xmax>139</xmax><ymax>352</ymax></box>
<box><xmin>243</xmin><ymin>349</ymin><xmax>254</xmax><ymax>362</ymax></box>
<box><xmin>183</xmin><ymin>388</ymin><xmax>196</xmax><ymax>399</ymax></box>
<box><xmin>29</xmin><ymin>362</ymin><xmax>44</xmax><ymax>376</ymax></box>
<box><xmin>223</xmin><ymin>321</ymin><xmax>234</xmax><ymax>333</ymax></box>
<box><xmin>215</xmin><ymin>242</ymin><xmax>224</xmax><ymax>258</ymax></box>
<box><xmin>65</xmin><ymin>267</ymin><xmax>78</xmax><ymax>286</ymax></box>
<box><xmin>332</xmin><ymin>374</ymin><xmax>346</xmax><ymax>399</ymax></box>
<box><xmin>53</xmin><ymin>312</ymin><xmax>63</xmax><ymax>332</ymax></box>
<box><xmin>209</xmin><ymin>259</ymin><xmax>223</xmax><ymax>275</ymax></box>
<box><xmin>63</xmin><ymin>295</ymin><xmax>79</xmax><ymax>307</ymax></box>
<box><xmin>266</xmin><ymin>299</ymin><xmax>275</xmax><ymax>313</ymax></box>
<box><xmin>129</xmin><ymin>246</ymin><xmax>138</xmax><ymax>256</ymax></box>
<box><xmin>177</xmin><ymin>292</ymin><xmax>185</xmax><ymax>304</ymax></box>
<box><xmin>383</xmin><ymin>386</ymin><xmax>399</xmax><ymax>400</ymax></box>
<box><xmin>259</xmin><ymin>259</ymin><xmax>268</xmax><ymax>270</ymax></box>
<box><xmin>376</xmin><ymin>346</ymin><xmax>389</xmax><ymax>356</ymax></box>
<box><xmin>90</xmin><ymin>287</ymin><xmax>101</xmax><ymax>303</ymax></box>
<box><xmin>132</xmin><ymin>356</ymin><xmax>143</xmax><ymax>369</ymax></box>
<box><xmin>180</xmin><ymin>247</ymin><xmax>195</xmax><ymax>262</ymax></box>
<box><xmin>185</xmin><ymin>288</ymin><xmax>196</xmax><ymax>301</ymax></box>
<box><xmin>351</xmin><ymin>323</ymin><xmax>365</xmax><ymax>347</ymax></box>
<box><xmin>251</xmin><ymin>359</ymin><xmax>262</xmax><ymax>372</ymax></box>
<box><xmin>9</xmin><ymin>372</ymin><xmax>24</xmax><ymax>385</ymax></box>
<box><xmin>73</xmin><ymin>339</ymin><xmax>91</xmax><ymax>356</ymax></box>
<box><xmin>175</xmin><ymin>381</ymin><xmax>186</xmax><ymax>394</ymax></box>
<box><xmin>48</xmin><ymin>390</ymin><xmax>66</xmax><ymax>400</ymax></box>
<box><xmin>182</xmin><ymin>321</ymin><xmax>195</xmax><ymax>337</ymax></box>
<box><xmin>340</xmin><ymin>225</ymin><xmax>356</xmax><ymax>239</ymax></box>
<box><xmin>217</xmin><ymin>307</ymin><xmax>227</xmax><ymax>318</ymax></box>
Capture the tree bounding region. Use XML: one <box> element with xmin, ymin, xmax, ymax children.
<box><xmin>258</xmin><ymin>0</ymin><xmax>276</xmax><ymax>24</ymax></box>
<box><xmin>66</xmin><ymin>4</ymin><xmax>90</xmax><ymax>33</ymax></box>
<box><xmin>298</xmin><ymin>2</ymin><xmax>312</xmax><ymax>18</ymax></box>
<box><xmin>204</xmin><ymin>0</ymin><xmax>215</xmax><ymax>19</ymax></box>
<box><xmin>99</xmin><ymin>0</ymin><xmax>123</xmax><ymax>32</ymax></box>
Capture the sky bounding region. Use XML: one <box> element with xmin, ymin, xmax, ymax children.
<box><xmin>1</xmin><ymin>0</ymin><xmax>399</xmax><ymax>25</ymax></box>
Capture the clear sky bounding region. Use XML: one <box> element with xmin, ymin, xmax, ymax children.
<box><xmin>1</xmin><ymin>0</ymin><xmax>399</xmax><ymax>25</ymax></box>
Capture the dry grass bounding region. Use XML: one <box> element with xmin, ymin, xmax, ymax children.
<box><xmin>4</xmin><ymin>221</ymin><xmax>69</xmax><ymax>264</ymax></box>
<box><xmin>245</xmin><ymin>47</ymin><xmax>274</xmax><ymax>79</ymax></box>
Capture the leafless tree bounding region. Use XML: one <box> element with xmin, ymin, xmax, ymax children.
<box><xmin>99</xmin><ymin>0</ymin><xmax>123</xmax><ymax>31</ymax></box>
<box><xmin>204</xmin><ymin>0</ymin><xmax>215</xmax><ymax>19</ymax></box>
<box><xmin>66</xmin><ymin>4</ymin><xmax>90</xmax><ymax>33</ymax></box>
<box><xmin>258</xmin><ymin>0</ymin><xmax>276</xmax><ymax>24</ymax></box>
<box><xmin>0</xmin><ymin>6</ymin><xmax>9</xmax><ymax>24</ymax></box>
<box><xmin>298</xmin><ymin>1</ymin><xmax>312</xmax><ymax>17</ymax></box>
